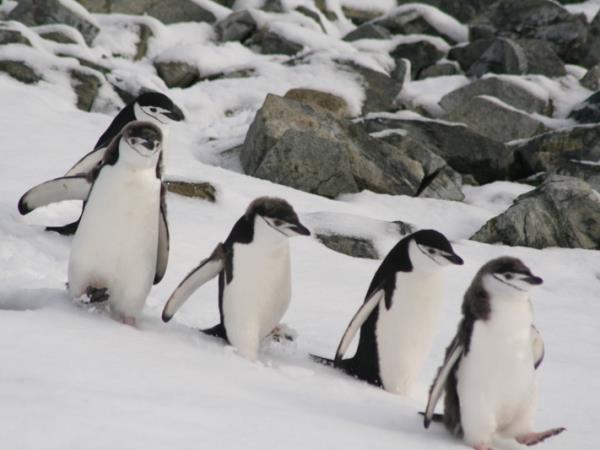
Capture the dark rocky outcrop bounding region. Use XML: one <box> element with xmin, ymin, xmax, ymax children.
<box><xmin>0</xmin><ymin>60</ymin><xmax>40</xmax><ymax>84</ymax></box>
<box><xmin>215</xmin><ymin>10</ymin><xmax>257</xmax><ymax>43</ymax></box>
<box><xmin>568</xmin><ymin>91</ymin><xmax>600</xmax><ymax>124</ymax></box>
<box><xmin>165</xmin><ymin>180</ymin><xmax>216</xmax><ymax>202</ymax></box>
<box><xmin>316</xmin><ymin>234</ymin><xmax>379</xmax><ymax>259</ymax></box>
<box><xmin>390</xmin><ymin>40</ymin><xmax>445</xmax><ymax>79</ymax></box>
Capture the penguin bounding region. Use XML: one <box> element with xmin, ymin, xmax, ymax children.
<box><xmin>312</xmin><ymin>229</ymin><xmax>463</xmax><ymax>395</ymax></box>
<box><xmin>18</xmin><ymin>91</ymin><xmax>184</xmax><ymax>235</ymax></box>
<box><xmin>26</xmin><ymin>121</ymin><xmax>168</xmax><ymax>325</ymax></box>
<box><xmin>424</xmin><ymin>257</ymin><xmax>565</xmax><ymax>450</ymax></box>
<box><xmin>161</xmin><ymin>197</ymin><xmax>310</xmax><ymax>361</ymax></box>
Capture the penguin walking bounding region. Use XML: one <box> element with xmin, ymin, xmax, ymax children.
<box><xmin>23</xmin><ymin>121</ymin><xmax>169</xmax><ymax>325</ymax></box>
<box><xmin>162</xmin><ymin>197</ymin><xmax>310</xmax><ymax>361</ymax></box>
<box><xmin>313</xmin><ymin>229</ymin><xmax>463</xmax><ymax>395</ymax></box>
<box><xmin>18</xmin><ymin>91</ymin><xmax>184</xmax><ymax>235</ymax></box>
<box><xmin>424</xmin><ymin>257</ymin><xmax>565</xmax><ymax>450</ymax></box>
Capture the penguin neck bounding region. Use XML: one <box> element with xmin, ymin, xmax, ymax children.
<box><xmin>116</xmin><ymin>141</ymin><xmax>160</xmax><ymax>173</ymax></box>
<box><xmin>488</xmin><ymin>292</ymin><xmax>533</xmax><ymax>333</ymax></box>
<box><xmin>252</xmin><ymin>216</ymin><xmax>288</xmax><ymax>249</ymax></box>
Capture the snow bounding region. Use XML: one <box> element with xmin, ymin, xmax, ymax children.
<box><xmin>397</xmin><ymin>74</ymin><xmax>470</xmax><ymax>116</ymax></box>
<box><xmin>564</xmin><ymin>0</ymin><xmax>600</xmax><ymax>22</ymax></box>
<box><xmin>1</xmin><ymin>8</ymin><xmax>600</xmax><ymax>450</ymax></box>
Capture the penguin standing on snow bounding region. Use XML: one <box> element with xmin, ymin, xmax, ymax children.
<box><xmin>18</xmin><ymin>91</ymin><xmax>184</xmax><ymax>235</ymax></box>
<box><xmin>21</xmin><ymin>121</ymin><xmax>169</xmax><ymax>325</ymax></box>
<box><xmin>313</xmin><ymin>230</ymin><xmax>463</xmax><ymax>395</ymax></box>
<box><xmin>424</xmin><ymin>257</ymin><xmax>565</xmax><ymax>450</ymax></box>
<box><xmin>162</xmin><ymin>197</ymin><xmax>310</xmax><ymax>361</ymax></box>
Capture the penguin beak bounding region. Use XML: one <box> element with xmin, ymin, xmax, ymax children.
<box><xmin>289</xmin><ymin>221</ymin><xmax>311</xmax><ymax>236</ymax></box>
<box><xmin>522</xmin><ymin>274</ymin><xmax>543</xmax><ymax>285</ymax></box>
<box><xmin>165</xmin><ymin>105</ymin><xmax>185</xmax><ymax>121</ymax></box>
<box><xmin>443</xmin><ymin>253</ymin><xmax>464</xmax><ymax>265</ymax></box>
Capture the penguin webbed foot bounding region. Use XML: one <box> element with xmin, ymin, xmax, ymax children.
<box><xmin>268</xmin><ymin>324</ymin><xmax>297</xmax><ymax>343</ymax></box>
<box><xmin>85</xmin><ymin>287</ymin><xmax>109</xmax><ymax>304</ymax></box>
<box><xmin>516</xmin><ymin>427</ymin><xmax>566</xmax><ymax>446</ymax></box>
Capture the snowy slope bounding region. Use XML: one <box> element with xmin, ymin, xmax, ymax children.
<box><xmin>1</xmin><ymin>59</ymin><xmax>600</xmax><ymax>450</ymax></box>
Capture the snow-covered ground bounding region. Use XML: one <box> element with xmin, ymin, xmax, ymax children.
<box><xmin>1</xmin><ymin>33</ymin><xmax>600</xmax><ymax>450</ymax></box>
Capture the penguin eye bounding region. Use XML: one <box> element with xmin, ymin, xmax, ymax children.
<box><xmin>150</xmin><ymin>107</ymin><xmax>157</xmax><ymax>113</ymax></box>
<box><xmin>428</xmin><ymin>248</ymin><xmax>435</xmax><ymax>255</ymax></box>
<box><xmin>504</xmin><ymin>273</ymin><xmax>514</xmax><ymax>280</ymax></box>
<box><xmin>273</xmin><ymin>219</ymin><xmax>284</xmax><ymax>226</ymax></box>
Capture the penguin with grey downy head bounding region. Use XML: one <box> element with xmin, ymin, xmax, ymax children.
<box><xmin>18</xmin><ymin>91</ymin><xmax>184</xmax><ymax>235</ymax></box>
<box><xmin>424</xmin><ymin>257</ymin><xmax>565</xmax><ymax>450</ymax></box>
<box><xmin>312</xmin><ymin>229</ymin><xmax>463</xmax><ymax>395</ymax></box>
<box><xmin>162</xmin><ymin>197</ymin><xmax>310</xmax><ymax>361</ymax></box>
<box><xmin>49</xmin><ymin>121</ymin><xmax>169</xmax><ymax>326</ymax></box>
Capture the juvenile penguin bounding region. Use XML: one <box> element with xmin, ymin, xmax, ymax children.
<box><xmin>162</xmin><ymin>197</ymin><xmax>310</xmax><ymax>361</ymax></box>
<box><xmin>18</xmin><ymin>91</ymin><xmax>184</xmax><ymax>235</ymax></box>
<box><xmin>313</xmin><ymin>229</ymin><xmax>463</xmax><ymax>394</ymax></box>
<box><xmin>61</xmin><ymin>121</ymin><xmax>168</xmax><ymax>325</ymax></box>
<box><xmin>424</xmin><ymin>257</ymin><xmax>565</xmax><ymax>450</ymax></box>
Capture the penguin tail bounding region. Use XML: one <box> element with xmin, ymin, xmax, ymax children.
<box><xmin>46</xmin><ymin>219</ymin><xmax>80</xmax><ymax>236</ymax></box>
<box><xmin>200</xmin><ymin>323</ymin><xmax>227</xmax><ymax>341</ymax></box>
<box><xmin>309</xmin><ymin>354</ymin><xmax>336</xmax><ymax>367</ymax></box>
<box><xmin>419</xmin><ymin>411</ymin><xmax>444</xmax><ymax>424</ymax></box>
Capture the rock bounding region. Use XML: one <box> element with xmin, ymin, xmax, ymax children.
<box><xmin>295</xmin><ymin>6</ymin><xmax>327</xmax><ymax>33</ymax></box>
<box><xmin>249</xmin><ymin>29</ymin><xmax>303</xmax><ymax>55</ymax></box>
<box><xmin>469</xmin><ymin>23</ymin><xmax>496</xmax><ymax>41</ymax></box>
<box><xmin>580</xmin><ymin>64</ymin><xmax>600</xmax><ymax>91</ymax></box>
<box><xmin>440</xmin><ymin>76</ymin><xmax>551</xmax><ymax>116</ymax></box>
<box><xmin>418</xmin><ymin>62</ymin><xmax>462</xmax><ymax>79</ymax></box>
<box><xmin>9</xmin><ymin>0</ymin><xmax>99</xmax><ymax>46</ymax></box>
<box><xmin>70</xmin><ymin>69</ymin><xmax>102</xmax><ymax>111</ymax></box>
<box><xmin>515</xmin><ymin>39</ymin><xmax>567</xmax><ymax>77</ymax></box>
<box><xmin>343</xmin><ymin>23</ymin><xmax>391</xmax><ymax>42</ymax></box>
<box><xmin>134</xmin><ymin>22</ymin><xmax>152</xmax><ymax>61</ymax></box>
<box><xmin>284</xmin><ymin>88</ymin><xmax>350</xmax><ymax>118</ymax></box>
<box><xmin>75</xmin><ymin>0</ymin><xmax>216</xmax><ymax>24</ymax></box>
<box><xmin>471</xmin><ymin>175</ymin><xmax>600</xmax><ymax>249</ymax></box>
<box><xmin>316</xmin><ymin>234</ymin><xmax>379</xmax><ymax>259</ymax></box>
<box><xmin>568</xmin><ymin>91</ymin><xmax>600</xmax><ymax>124</ymax></box>
<box><xmin>391</xmin><ymin>58</ymin><xmax>410</xmax><ymax>82</ymax></box>
<box><xmin>338</xmin><ymin>62</ymin><xmax>402</xmax><ymax>114</ymax></box>
<box><xmin>0</xmin><ymin>26</ymin><xmax>32</xmax><ymax>46</ymax></box>
<box><xmin>396</xmin><ymin>0</ymin><xmax>497</xmax><ymax>23</ymax></box>
<box><xmin>448</xmin><ymin>39</ymin><xmax>495</xmax><ymax>71</ymax></box>
<box><xmin>512</xmin><ymin>125</ymin><xmax>600</xmax><ymax>176</ymax></box>
<box><xmin>154</xmin><ymin>61</ymin><xmax>199</xmax><ymax>89</ymax></box>
<box><xmin>241</xmin><ymin>94</ymin><xmax>425</xmax><ymax>198</ymax></box>
<box><xmin>467</xmin><ymin>38</ymin><xmax>528</xmax><ymax>77</ymax></box>
<box><xmin>390</xmin><ymin>40</ymin><xmax>445</xmax><ymax>79</ymax></box>
<box><xmin>473</xmin><ymin>0</ymin><xmax>589</xmax><ymax>64</ymax></box>
<box><xmin>314</xmin><ymin>0</ymin><xmax>338</xmax><ymax>21</ymax></box>
<box><xmin>362</xmin><ymin>115</ymin><xmax>515</xmax><ymax>183</ymax></box>
<box><xmin>445</xmin><ymin>95</ymin><xmax>548</xmax><ymax>143</ymax></box>
<box><xmin>342</xmin><ymin>6</ymin><xmax>383</xmax><ymax>25</ymax></box>
<box><xmin>165</xmin><ymin>180</ymin><xmax>216</xmax><ymax>202</ymax></box>
<box><xmin>583</xmin><ymin>12</ymin><xmax>600</xmax><ymax>68</ymax></box>
<box><xmin>418</xmin><ymin>165</ymin><xmax>464</xmax><ymax>201</ymax></box>
<box><xmin>215</xmin><ymin>10</ymin><xmax>257</xmax><ymax>43</ymax></box>
<box><xmin>0</xmin><ymin>60</ymin><xmax>40</xmax><ymax>84</ymax></box>
<box><xmin>552</xmin><ymin>160</ymin><xmax>600</xmax><ymax>193</ymax></box>
<box><xmin>38</xmin><ymin>29</ymin><xmax>77</xmax><ymax>44</ymax></box>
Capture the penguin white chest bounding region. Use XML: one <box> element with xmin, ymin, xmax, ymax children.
<box><xmin>457</xmin><ymin>299</ymin><xmax>536</xmax><ymax>431</ymax></box>
<box><xmin>68</xmin><ymin>165</ymin><xmax>160</xmax><ymax>317</ymax></box>
<box><xmin>376</xmin><ymin>271</ymin><xmax>443</xmax><ymax>394</ymax></box>
<box><xmin>223</xmin><ymin>230</ymin><xmax>291</xmax><ymax>359</ymax></box>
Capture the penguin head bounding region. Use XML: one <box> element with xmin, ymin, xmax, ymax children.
<box><xmin>133</xmin><ymin>91</ymin><xmax>185</xmax><ymax>125</ymax></box>
<box><xmin>118</xmin><ymin>121</ymin><xmax>163</xmax><ymax>167</ymax></box>
<box><xmin>480</xmin><ymin>257</ymin><xmax>543</xmax><ymax>296</ymax></box>
<box><xmin>246</xmin><ymin>197</ymin><xmax>311</xmax><ymax>239</ymax></box>
<box><xmin>407</xmin><ymin>229</ymin><xmax>463</xmax><ymax>271</ymax></box>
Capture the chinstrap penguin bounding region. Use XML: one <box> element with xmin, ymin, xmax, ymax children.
<box><xmin>162</xmin><ymin>197</ymin><xmax>310</xmax><ymax>361</ymax></box>
<box><xmin>18</xmin><ymin>91</ymin><xmax>183</xmax><ymax>235</ymax></box>
<box><xmin>65</xmin><ymin>121</ymin><xmax>169</xmax><ymax>326</ymax></box>
<box><xmin>313</xmin><ymin>229</ymin><xmax>463</xmax><ymax>395</ymax></box>
<box><xmin>424</xmin><ymin>257</ymin><xmax>565</xmax><ymax>450</ymax></box>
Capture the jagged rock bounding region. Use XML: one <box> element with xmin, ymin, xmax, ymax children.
<box><xmin>75</xmin><ymin>0</ymin><xmax>216</xmax><ymax>24</ymax></box>
<box><xmin>580</xmin><ymin>64</ymin><xmax>600</xmax><ymax>91</ymax></box>
<box><xmin>448</xmin><ymin>39</ymin><xmax>495</xmax><ymax>71</ymax></box>
<box><xmin>568</xmin><ymin>91</ymin><xmax>600</xmax><ymax>124</ymax></box>
<box><xmin>466</xmin><ymin>38</ymin><xmax>527</xmax><ymax>77</ymax></box>
<box><xmin>215</xmin><ymin>10</ymin><xmax>257</xmax><ymax>42</ymax></box>
<box><xmin>0</xmin><ymin>60</ymin><xmax>40</xmax><ymax>84</ymax></box>
<box><xmin>154</xmin><ymin>61</ymin><xmax>199</xmax><ymax>89</ymax></box>
<box><xmin>391</xmin><ymin>58</ymin><xmax>410</xmax><ymax>82</ymax></box>
<box><xmin>515</xmin><ymin>39</ymin><xmax>567</xmax><ymax>77</ymax></box>
<box><xmin>471</xmin><ymin>175</ymin><xmax>600</xmax><ymax>249</ymax></box>
<box><xmin>9</xmin><ymin>0</ymin><xmax>99</xmax><ymax>46</ymax></box>
<box><xmin>419</xmin><ymin>165</ymin><xmax>464</xmax><ymax>201</ymax></box>
<box><xmin>583</xmin><ymin>12</ymin><xmax>600</xmax><ymax>67</ymax></box>
<box><xmin>469</xmin><ymin>23</ymin><xmax>496</xmax><ymax>41</ymax></box>
<box><xmin>343</xmin><ymin>23</ymin><xmax>391</xmax><ymax>42</ymax></box>
<box><xmin>284</xmin><ymin>88</ymin><xmax>350</xmax><ymax>118</ymax></box>
<box><xmin>38</xmin><ymin>29</ymin><xmax>77</xmax><ymax>44</ymax></box>
<box><xmin>165</xmin><ymin>180</ymin><xmax>216</xmax><ymax>202</ymax></box>
<box><xmin>362</xmin><ymin>115</ymin><xmax>514</xmax><ymax>183</ymax></box>
<box><xmin>295</xmin><ymin>6</ymin><xmax>326</xmax><ymax>33</ymax></box>
<box><xmin>0</xmin><ymin>26</ymin><xmax>31</xmax><ymax>46</ymax></box>
<box><xmin>134</xmin><ymin>23</ymin><xmax>152</xmax><ymax>60</ymax></box>
<box><xmin>473</xmin><ymin>0</ymin><xmax>589</xmax><ymax>65</ymax></box>
<box><xmin>551</xmin><ymin>161</ymin><xmax>600</xmax><ymax>193</ymax></box>
<box><xmin>316</xmin><ymin>234</ymin><xmax>379</xmax><ymax>259</ymax></box>
<box><xmin>342</xmin><ymin>6</ymin><xmax>383</xmax><ymax>25</ymax></box>
<box><xmin>241</xmin><ymin>94</ymin><xmax>425</xmax><ymax>198</ymax></box>
<box><xmin>396</xmin><ymin>0</ymin><xmax>497</xmax><ymax>23</ymax></box>
<box><xmin>418</xmin><ymin>62</ymin><xmax>462</xmax><ymax>79</ymax></box>
<box><xmin>249</xmin><ymin>29</ymin><xmax>303</xmax><ymax>55</ymax></box>
<box><xmin>314</xmin><ymin>0</ymin><xmax>337</xmax><ymax>21</ymax></box>
<box><xmin>512</xmin><ymin>125</ymin><xmax>600</xmax><ymax>176</ymax></box>
<box><xmin>440</xmin><ymin>76</ymin><xmax>551</xmax><ymax>115</ymax></box>
<box><xmin>70</xmin><ymin>69</ymin><xmax>101</xmax><ymax>111</ymax></box>
<box><xmin>445</xmin><ymin>95</ymin><xmax>547</xmax><ymax>143</ymax></box>
<box><xmin>338</xmin><ymin>62</ymin><xmax>402</xmax><ymax>114</ymax></box>
<box><xmin>390</xmin><ymin>40</ymin><xmax>444</xmax><ymax>79</ymax></box>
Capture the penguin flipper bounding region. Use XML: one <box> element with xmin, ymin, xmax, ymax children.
<box><xmin>531</xmin><ymin>324</ymin><xmax>545</xmax><ymax>369</ymax></box>
<box><xmin>18</xmin><ymin>176</ymin><xmax>91</xmax><ymax>215</ymax></box>
<box><xmin>424</xmin><ymin>340</ymin><xmax>463</xmax><ymax>429</ymax></box>
<box><xmin>65</xmin><ymin>147</ymin><xmax>105</xmax><ymax>177</ymax></box>
<box><xmin>154</xmin><ymin>186</ymin><xmax>169</xmax><ymax>285</ymax></box>
<box><xmin>162</xmin><ymin>243</ymin><xmax>226</xmax><ymax>322</ymax></box>
<box><xmin>334</xmin><ymin>289</ymin><xmax>384</xmax><ymax>362</ymax></box>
